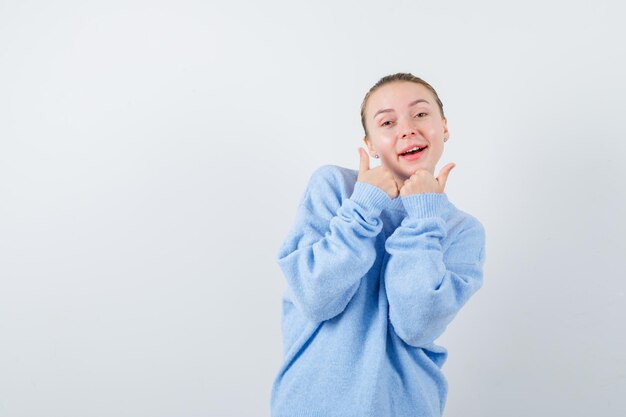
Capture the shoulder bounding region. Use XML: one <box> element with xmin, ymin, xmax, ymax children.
<box><xmin>457</xmin><ymin>210</ymin><xmax>486</xmax><ymax>237</ymax></box>
<box><xmin>293</xmin><ymin>164</ymin><xmax>358</xmax><ymax>222</ymax></box>
<box><xmin>308</xmin><ymin>164</ymin><xmax>357</xmax><ymax>187</ymax></box>
<box><xmin>442</xmin><ymin>197</ymin><xmax>485</xmax><ymax>238</ymax></box>
<box><xmin>304</xmin><ymin>164</ymin><xmax>358</xmax><ymax>200</ymax></box>
<box><xmin>444</xmin><ymin>208</ymin><xmax>486</xmax><ymax>264</ymax></box>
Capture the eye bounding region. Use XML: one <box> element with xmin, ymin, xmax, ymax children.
<box><xmin>414</xmin><ymin>112</ymin><xmax>428</xmax><ymax>118</ymax></box>
<box><xmin>381</xmin><ymin>120</ymin><xmax>393</xmax><ymax>127</ymax></box>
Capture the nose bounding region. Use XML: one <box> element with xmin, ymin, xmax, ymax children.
<box><xmin>399</xmin><ymin>119</ymin><xmax>417</xmax><ymax>138</ymax></box>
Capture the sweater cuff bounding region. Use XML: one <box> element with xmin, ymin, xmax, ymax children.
<box><xmin>350</xmin><ymin>181</ymin><xmax>392</xmax><ymax>215</ymax></box>
<box><xmin>401</xmin><ymin>192</ymin><xmax>449</xmax><ymax>218</ymax></box>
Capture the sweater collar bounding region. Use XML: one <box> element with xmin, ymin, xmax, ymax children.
<box><xmin>385</xmin><ymin>190</ymin><xmax>456</xmax><ymax>217</ymax></box>
<box><xmin>386</xmin><ymin>194</ymin><xmax>407</xmax><ymax>212</ymax></box>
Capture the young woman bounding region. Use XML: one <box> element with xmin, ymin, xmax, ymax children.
<box><xmin>270</xmin><ymin>73</ymin><xmax>487</xmax><ymax>417</ymax></box>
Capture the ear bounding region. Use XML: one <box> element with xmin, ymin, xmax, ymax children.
<box><xmin>363</xmin><ymin>136</ymin><xmax>377</xmax><ymax>157</ymax></box>
<box><xmin>442</xmin><ymin>118</ymin><xmax>449</xmax><ymax>140</ymax></box>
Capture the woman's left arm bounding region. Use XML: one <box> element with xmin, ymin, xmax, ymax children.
<box><xmin>383</xmin><ymin>192</ymin><xmax>486</xmax><ymax>348</ymax></box>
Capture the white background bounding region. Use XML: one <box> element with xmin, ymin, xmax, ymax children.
<box><xmin>1</xmin><ymin>0</ymin><xmax>625</xmax><ymax>416</ymax></box>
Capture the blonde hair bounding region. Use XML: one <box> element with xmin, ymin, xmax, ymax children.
<box><xmin>360</xmin><ymin>73</ymin><xmax>445</xmax><ymax>135</ymax></box>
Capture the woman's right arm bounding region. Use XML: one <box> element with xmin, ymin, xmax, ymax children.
<box><xmin>277</xmin><ymin>165</ymin><xmax>391</xmax><ymax>323</ymax></box>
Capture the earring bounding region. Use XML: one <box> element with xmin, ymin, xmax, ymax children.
<box><xmin>444</xmin><ymin>138</ymin><xmax>448</xmax><ymax>142</ymax></box>
<box><xmin>374</xmin><ymin>154</ymin><xmax>379</xmax><ymax>158</ymax></box>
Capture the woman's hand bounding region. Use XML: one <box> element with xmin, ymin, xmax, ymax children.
<box><xmin>357</xmin><ymin>148</ymin><xmax>402</xmax><ymax>199</ymax></box>
<box><xmin>399</xmin><ymin>163</ymin><xmax>456</xmax><ymax>197</ymax></box>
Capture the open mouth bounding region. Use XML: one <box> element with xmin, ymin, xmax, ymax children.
<box><xmin>399</xmin><ymin>146</ymin><xmax>427</xmax><ymax>160</ymax></box>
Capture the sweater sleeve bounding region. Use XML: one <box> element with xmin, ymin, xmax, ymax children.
<box><xmin>383</xmin><ymin>192</ymin><xmax>486</xmax><ymax>348</ymax></box>
<box><xmin>277</xmin><ymin>166</ymin><xmax>392</xmax><ymax>323</ymax></box>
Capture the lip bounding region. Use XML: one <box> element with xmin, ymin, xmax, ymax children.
<box><xmin>399</xmin><ymin>146</ymin><xmax>427</xmax><ymax>161</ymax></box>
<box><xmin>398</xmin><ymin>144</ymin><xmax>428</xmax><ymax>155</ymax></box>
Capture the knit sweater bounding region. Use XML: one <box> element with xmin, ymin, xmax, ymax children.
<box><xmin>270</xmin><ymin>164</ymin><xmax>486</xmax><ymax>417</ymax></box>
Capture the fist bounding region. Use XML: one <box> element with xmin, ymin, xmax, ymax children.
<box><xmin>356</xmin><ymin>148</ymin><xmax>401</xmax><ymax>199</ymax></box>
<box><xmin>399</xmin><ymin>163</ymin><xmax>456</xmax><ymax>197</ymax></box>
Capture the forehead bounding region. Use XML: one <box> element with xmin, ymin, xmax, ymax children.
<box><xmin>367</xmin><ymin>81</ymin><xmax>434</xmax><ymax>116</ymax></box>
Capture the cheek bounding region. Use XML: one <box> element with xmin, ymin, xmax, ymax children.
<box><xmin>421</xmin><ymin>119</ymin><xmax>445</xmax><ymax>134</ymax></box>
<box><xmin>423</xmin><ymin>124</ymin><xmax>439</xmax><ymax>137</ymax></box>
<box><xmin>382</xmin><ymin>136</ymin><xmax>396</xmax><ymax>146</ymax></box>
<box><xmin>373</xmin><ymin>134</ymin><xmax>394</xmax><ymax>148</ymax></box>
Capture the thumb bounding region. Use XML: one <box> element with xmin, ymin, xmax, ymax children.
<box><xmin>358</xmin><ymin>147</ymin><xmax>370</xmax><ymax>173</ymax></box>
<box><xmin>437</xmin><ymin>163</ymin><xmax>456</xmax><ymax>191</ymax></box>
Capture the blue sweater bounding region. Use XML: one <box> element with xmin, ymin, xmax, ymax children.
<box><xmin>270</xmin><ymin>165</ymin><xmax>486</xmax><ymax>417</ymax></box>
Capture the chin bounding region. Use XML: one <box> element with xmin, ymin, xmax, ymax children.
<box><xmin>401</xmin><ymin>160</ymin><xmax>431</xmax><ymax>172</ymax></box>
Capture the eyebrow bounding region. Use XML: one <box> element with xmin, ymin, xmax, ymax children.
<box><xmin>372</xmin><ymin>99</ymin><xmax>430</xmax><ymax>119</ymax></box>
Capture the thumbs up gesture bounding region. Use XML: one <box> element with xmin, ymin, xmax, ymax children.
<box><xmin>357</xmin><ymin>148</ymin><xmax>402</xmax><ymax>199</ymax></box>
<box><xmin>398</xmin><ymin>163</ymin><xmax>455</xmax><ymax>197</ymax></box>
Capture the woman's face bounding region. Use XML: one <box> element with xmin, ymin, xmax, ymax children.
<box><xmin>363</xmin><ymin>81</ymin><xmax>449</xmax><ymax>182</ymax></box>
